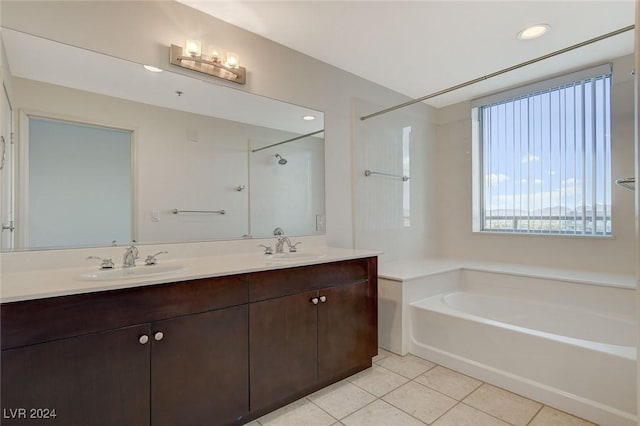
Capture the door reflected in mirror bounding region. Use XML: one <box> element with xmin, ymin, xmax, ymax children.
<box><xmin>25</xmin><ymin>116</ymin><xmax>132</xmax><ymax>249</ymax></box>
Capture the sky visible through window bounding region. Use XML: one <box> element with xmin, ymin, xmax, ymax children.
<box><xmin>481</xmin><ymin>74</ymin><xmax>611</xmax><ymax>235</ymax></box>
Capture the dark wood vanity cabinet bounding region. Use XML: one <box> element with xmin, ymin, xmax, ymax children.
<box><xmin>1</xmin><ymin>256</ymin><xmax>377</xmax><ymax>426</ymax></box>
<box><xmin>1</xmin><ymin>274</ymin><xmax>250</xmax><ymax>426</ymax></box>
<box><xmin>1</xmin><ymin>324</ymin><xmax>152</xmax><ymax>426</ymax></box>
<box><xmin>249</xmin><ymin>258</ymin><xmax>378</xmax><ymax>414</ymax></box>
<box><xmin>151</xmin><ymin>304</ymin><xmax>249</xmax><ymax>426</ymax></box>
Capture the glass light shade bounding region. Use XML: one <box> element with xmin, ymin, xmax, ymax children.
<box><xmin>207</xmin><ymin>47</ymin><xmax>221</xmax><ymax>62</ymax></box>
<box><xmin>225</xmin><ymin>52</ymin><xmax>240</xmax><ymax>69</ymax></box>
<box><xmin>185</xmin><ymin>39</ymin><xmax>202</xmax><ymax>57</ymax></box>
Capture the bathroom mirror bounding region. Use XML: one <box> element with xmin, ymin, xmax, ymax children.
<box><xmin>0</xmin><ymin>28</ymin><xmax>325</xmax><ymax>250</ymax></box>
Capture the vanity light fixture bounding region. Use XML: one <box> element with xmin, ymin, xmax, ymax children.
<box><xmin>169</xmin><ymin>40</ymin><xmax>246</xmax><ymax>84</ymax></box>
<box><xmin>302</xmin><ymin>115</ymin><xmax>316</xmax><ymax>121</ymax></box>
<box><xmin>143</xmin><ymin>65</ymin><xmax>163</xmax><ymax>73</ymax></box>
<box><xmin>517</xmin><ymin>24</ymin><xmax>550</xmax><ymax>40</ymax></box>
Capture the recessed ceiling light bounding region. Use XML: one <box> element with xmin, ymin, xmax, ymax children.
<box><xmin>302</xmin><ymin>115</ymin><xmax>316</xmax><ymax>121</ymax></box>
<box><xmin>517</xmin><ymin>24</ymin><xmax>550</xmax><ymax>40</ymax></box>
<box><xmin>143</xmin><ymin>65</ymin><xmax>163</xmax><ymax>73</ymax></box>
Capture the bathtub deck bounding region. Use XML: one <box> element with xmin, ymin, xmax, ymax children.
<box><xmin>379</xmin><ymin>257</ymin><xmax>635</xmax><ymax>288</ymax></box>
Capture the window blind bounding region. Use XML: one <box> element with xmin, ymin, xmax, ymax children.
<box><xmin>475</xmin><ymin>67</ymin><xmax>612</xmax><ymax>236</ymax></box>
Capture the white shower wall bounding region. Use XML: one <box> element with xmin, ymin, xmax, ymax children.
<box><xmin>249</xmin><ymin>137</ymin><xmax>325</xmax><ymax>238</ymax></box>
<box><xmin>353</xmin><ymin>98</ymin><xmax>438</xmax><ymax>262</ymax></box>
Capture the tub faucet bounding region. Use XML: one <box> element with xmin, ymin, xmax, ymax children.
<box><xmin>123</xmin><ymin>244</ymin><xmax>139</xmax><ymax>268</ymax></box>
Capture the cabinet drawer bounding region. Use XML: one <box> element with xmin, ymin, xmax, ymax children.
<box><xmin>249</xmin><ymin>259</ymin><xmax>369</xmax><ymax>302</ymax></box>
<box><xmin>1</xmin><ymin>275</ymin><xmax>248</xmax><ymax>350</ymax></box>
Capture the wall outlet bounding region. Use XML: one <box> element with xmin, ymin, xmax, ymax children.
<box><xmin>151</xmin><ymin>209</ymin><xmax>160</xmax><ymax>222</ymax></box>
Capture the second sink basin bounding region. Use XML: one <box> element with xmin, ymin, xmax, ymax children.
<box><xmin>79</xmin><ymin>264</ymin><xmax>188</xmax><ymax>281</ymax></box>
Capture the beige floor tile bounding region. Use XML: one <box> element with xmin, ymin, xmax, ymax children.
<box><xmin>432</xmin><ymin>403</ymin><xmax>511</xmax><ymax>426</ymax></box>
<box><xmin>242</xmin><ymin>421</ymin><xmax>260</xmax><ymax>426</ymax></box>
<box><xmin>415</xmin><ymin>366</ymin><xmax>482</xmax><ymax>400</ymax></box>
<box><xmin>257</xmin><ymin>398</ymin><xmax>336</xmax><ymax>426</ymax></box>
<box><xmin>382</xmin><ymin>381</ymin><xmax>457</xmax><ymax>424</ymax></box>
<box><xmin>463</xmin><ymin>384</ymin><xmax>542</xmax><ymax>426</ymax></box>
<box><xmin>308</xmin><ymin>380</ymin><xmax>376</xmax><ymax>419</ymax></box>
<box><xmin>374</xmin><ymin>353</ymin><xmax>436</xmax><ymax>379</ymax></box>
<box><xmin>348</xmin><ymin>365</ymin><xmax>410</xmax><ymax>397</ymax></box>
<box><xmin>372</xmin><ymin>348</ymin><xmax>394</xmax><ymax>363</ymax></box>
<box><xmin>342</xmin><ymin>399</ymin><xmax>426</xmax><ymax>426</ymax></box>
<box><xmin>529</xmin><ymin>406</ymin><xmax>597</xmax><ymax>426</ymax></box>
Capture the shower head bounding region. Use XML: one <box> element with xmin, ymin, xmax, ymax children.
<box><xmin>275</xmin><ymin>153</ymin><xmax>287</xmax><ymax>165</ymax></box>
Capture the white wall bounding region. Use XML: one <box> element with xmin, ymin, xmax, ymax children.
<box><xmin>436</xmin><ymin>54</ymin><xmax>636</xmax><ymax>275</ymax></box>
<box><xmin>1</xmin><ymin>0</ymin><xmax>434</xmax><ymax>250</ymax></box>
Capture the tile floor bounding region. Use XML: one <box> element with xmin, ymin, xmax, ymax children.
<box><xmin>244</xmin><ymin>349</ymin><xmax>597</xmax><ymax>426</ymax></box>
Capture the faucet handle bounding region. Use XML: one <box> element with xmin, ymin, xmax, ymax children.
<box><xmin>257</xmin><ymin>244</ymin><xmax>274</xmax><ymax>255</ymax></box>
<box><xmin>144</xmin><ymin>251</ymin><xmax>168</xmax><ymax>265</ymax></box>
<box><xmin>289</xmin><ymin>242</ymin><xmax>302</xmax><ymax>253</ymax></box>
<box><xmin>87</xmin><ymin>256</ymin><xmax>115</xmax><ymax>270</ymax></box>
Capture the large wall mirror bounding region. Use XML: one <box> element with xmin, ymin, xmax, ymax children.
<box><xmin>0</xmin><ymin>28</ymin><xmax>325</xmax><ymax>251</ymax></box>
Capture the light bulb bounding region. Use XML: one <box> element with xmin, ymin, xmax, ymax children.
<box><xmin>185</xmin><ymin>39</ymin><xmax>202</xmax><ymax>57</ymax></box>
<box><xmin>225</xmin><ymin>52</ymin><xmax>240</xmax><ymax>69</ymax></box>
<box><xmin>208</xmin><ymin>47</ymin><xmax>221</xmax><ymax>62</ymax></box>
<box><xmin>517</xmin><ymin>24</ymin><xmax>550</xmax><ymax>40</ymax></box>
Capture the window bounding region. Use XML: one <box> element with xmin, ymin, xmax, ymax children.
<box><xmin>402</xmin><ymin>125</ymin><xmax>411</xmax><ymax>227</ymax></box>
<box><xmin>472</xmin><ymin>64</ymin><xmax>612</xmax><ymax>236</ymax></box>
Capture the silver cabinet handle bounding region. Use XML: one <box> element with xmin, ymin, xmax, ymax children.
<box><xmin>154</xmin><ymin>331</ymin><xmax>164</xmax><ymax>341</ymax></box>
<box><xmin>311</xmin><ymin>297</ymin><xmax>319</xmax><ymax>305</ymax></box>
<box><xmin>319</xmin><ymin>295</ymin><xmax>327</xmax><ymax>303</ymax></box>
<box><xmin>139</xmin><ymin>335</ymin><xmax>149</xmax><ymax>345</ymax></box>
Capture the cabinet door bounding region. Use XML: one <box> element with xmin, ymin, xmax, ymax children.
<box><xmin>318</xmin><ymin>280</ymin><xmax>375</xmax><ymax>382</ymax></box>
<box><xmin>249</xmin><ymin>290</ymin><xmax>318</xmax><ymax>411</ymax></box>
<box><xmin>1</xmin><ymin>324</ymin><xmax>150</xmax><ymax>426</ymax></box>
<box><xmin>151</xmin><ymin>305</ymin><xmax>248</xmax><ymax>426</ymax></box>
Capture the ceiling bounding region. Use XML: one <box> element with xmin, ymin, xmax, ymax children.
<box><xmin>179</xmin><ymin>1</ymin><xmax>635</xmax><ymax>108</ymax></box>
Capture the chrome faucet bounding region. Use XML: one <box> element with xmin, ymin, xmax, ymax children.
<box><xmin>144</xmin><ymin>251</ymin><xmax>168</xmax><ymax>265</ymax></box>
<box><xmin>275</xmin><ymin>236</ymin><xmax>292</xmax><ymax>254</ymax></box>
<box><xmin>123</xmin><ymin>244</ymin><xmax>139</xmax><ymax>268</ymax></box>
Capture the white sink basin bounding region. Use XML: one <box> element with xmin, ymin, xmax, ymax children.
<box><xmin>266</xmin><ymin>252</ymin><xmax>326</xmax><ymax>263</ymax></box>
<box><xmin>79</xmin><ymin>265</ymin><xmax>188</xmax><ymax>281</ymax></box>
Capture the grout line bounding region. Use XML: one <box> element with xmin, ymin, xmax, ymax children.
<box><xmin>382</xmin><ymin>379</ymin><xmax>460</xmax><ymax>425</ymax></box>
<box><xmin>304</xmin><ymin>397</ymin><xmax>340</xmax><ymax>424</ymax></box>
<box><xmin>429</xmin><ymin>400</ymin><xmax>462</xmax><ymax>425</ymax></box>
<box><xmin>526</xmin><ymin>405</ymin><xmax>545</xmax><ymax>426</ymax></box>
<box><xmin>339</xmin><ymin>398</ymin><xmax>382</xmax><ymax>423</ymax></box>
<box><xmin>459</xmin><ymin>402</ymin><xmax>519</xmax><ymax>426</ymax></box>
<box><xmin>347</xmin><ymin>363</ymin><xmax>410</xmax><ymax>398</ymax></box>
<box><xmin>374</xmin><ymin>398</ymin><xmax>430</xmax><ymax>425</ymax></box>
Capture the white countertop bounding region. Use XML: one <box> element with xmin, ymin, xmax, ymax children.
<box><xmin>1</xmin><ymin>247</ymin><xmax>379</xmax><ymax>303</ymax></box>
